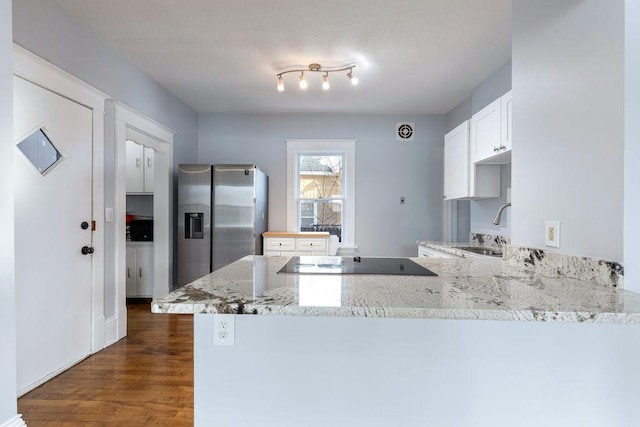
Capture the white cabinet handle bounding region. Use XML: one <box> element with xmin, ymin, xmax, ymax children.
<box><xmin>147</xmin><ymin>158</ymin><xmax>152</xmax><ymax>167</ymax></box>
<box><xmin>136</xmin><ymin>158</ymin><xmax>141</xmax><ymax>168</ymax></box>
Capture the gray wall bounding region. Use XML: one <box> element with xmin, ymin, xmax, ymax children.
<box><xmin>13</xmin><ymin>0</ymin><xmax>199</xmax><ymax>315</ymax></box>
<box><xmin>444</xmin><ymin>60</ymin><xmax>512</xmax><ymax>241</ymax></box>
<box><xmin>198</xmin><ymin>114</ymin><xmax>445</xmax><ymax>256</ymax></box>
<box><xmin>0</xmin><ymin>0</ymin><xmax>17</xmax><ymax>423</ymax></box>
<box><xmin>625</xmin><ymin>0</ymin><xmax>640</xmax><ymax>292</ymax></box>
<box><xmin>445</xmin><ymin>97</ymin><xmax>471</xmax><ymax>134</ymax></box>
<box><xmin>512</xmin><ymin>0</ymin><xmax>624</xmax><ymax>262</ymax></box>
<box><xmin>471</xmin><ymin>60</ymin><xmax>512</xmax><ymax>115</ymax></box>
<box><xmin>12</xmin><ymin>0</ymin><xmax>199</xmax><ymax>165</ymax></box>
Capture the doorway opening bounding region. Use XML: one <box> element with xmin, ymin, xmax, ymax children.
<box><xmin>108</xmin><ymin>101</ymin><xmax>174</xmax><ymax>345</ymax></box>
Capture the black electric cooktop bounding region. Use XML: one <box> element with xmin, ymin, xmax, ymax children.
<box><xmin>278</xmin><ymin>256</ymin><xmax>437</xmax><ymax>277</ymax></box>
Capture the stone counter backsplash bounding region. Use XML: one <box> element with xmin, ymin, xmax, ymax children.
<box><xmin>469</xmin><ymin>233</ymin><xmax>510</xmax><ymax>249</ymax></box>
<box><xmin>466</xmin><ymin>234</ymin><xmax>622</xmax><ymax>288</ymax></box>
<box><xmin>503</xmin><ymin>244</ymin><xmax>624</xmax><ymax>288</ymax></box>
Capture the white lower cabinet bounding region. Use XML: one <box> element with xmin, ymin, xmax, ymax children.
<box><xmin>126</xmin><ymin>243</ymin><xmax>154</xmax><ymax>297</ymax></box>
<box><xmin>264</xmin><ymin>237</ymin><xmax>296</xmax><ymax>256</ymax></box>
<box><xmin>263</xmin><ymin>232</ymin><xmax>329</xmax><ymax>256</ymax></box>
<box><xmin>296</xmin><ymin>238</ymin><xmax>327</xmax><ymax>256</ymax></box>
<box><xmin>418</xmin><ymin>245</ymin><xmax>460</xmax><ymax>258</ymax></box>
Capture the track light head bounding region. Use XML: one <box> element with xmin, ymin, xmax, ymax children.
<box><xmin>322</xmin><ymin>73</ymin><xmax>330</xmax><ymax>90</ymax></box>
<box><xmin>299</xmin><ymin>72</ymin><xmax>308</xmax><ymax>90</ymax></box>
<box><xmin>347</xmin><ymin>69</ymin><xmax>359</xmax><ymax>86</ymax></box>
<box><xmin>277</xmin><ymin>75</ymin><xmax>284</xmax><ymax>92</ymax></box>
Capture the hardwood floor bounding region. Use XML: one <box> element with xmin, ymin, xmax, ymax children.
<box><xmin>18</xmin><ymin>304</ymin><xmax>194</xmax><ymax>426</ymax></box>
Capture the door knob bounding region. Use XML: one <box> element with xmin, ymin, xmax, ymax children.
<box><xmin>81</xmin><ymin>246</ymin><xmax>95</xmax><ymax>255</ymax></box>
<box><xmin>81</xmin><ymin>221</ymin><xmax>89</xmax><ymax>230</ymax></box>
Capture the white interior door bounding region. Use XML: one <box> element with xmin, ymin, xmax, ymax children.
<box><xmin>13</xmin><ymin>76</ymin><xmax>93</xmax><ymax>393</ymax></box>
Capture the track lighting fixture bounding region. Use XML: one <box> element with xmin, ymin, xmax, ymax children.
<box><xmin>276</xmin><ymin>63</ymin><xmax>357</xmax><ymax>92</ymax></box>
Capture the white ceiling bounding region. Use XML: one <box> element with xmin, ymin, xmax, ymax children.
<box><xmin>55</xmin><ymin>0</ymin><xmax>512</xmax><ymax>115</ymax></box>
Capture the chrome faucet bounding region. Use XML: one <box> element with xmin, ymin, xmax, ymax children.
<box><xmin>492</xmin><ymin>202</ymin><xmax>511</xmax><ymax>225</ymax></box>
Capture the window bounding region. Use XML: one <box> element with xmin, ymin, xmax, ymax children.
<box><xmin>286</xmin><ymin>140</ymin><xmax>356</xmax><ymax>250</ymax></box>
<box><xmin>16</xmin><ymin>128</ymin><xmax>63</xmax><ymax>175</ymax></box>
<box><xmin>298</xmin><ymin>154</ymin><xmax>344</xmax><ymax>241</ymax></box>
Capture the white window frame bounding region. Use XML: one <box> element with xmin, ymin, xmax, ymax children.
<box><xmin>286</xmin><ymin>139</ymin><xmax>357</xmax><ymax>250</ymax></box>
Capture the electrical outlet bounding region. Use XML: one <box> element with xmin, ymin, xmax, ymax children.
<box><xmin>213</xmin><ymin>313</ymin><xmax>235</xmax><ymax>346</ymax></box>
<box><xmin>545</xmin><ymin>221</ymin><xmax>560</xmax><ymax>248</ymax></box>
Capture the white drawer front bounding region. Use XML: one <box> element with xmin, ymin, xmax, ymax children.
<box><xmin>265</xmin><ymin>238</ymin><xmax>296</xmax><ymax>251</ymax></box>
<box><xmin>296</xmin><ymin>238</ymin><xmax>327</xmax><ymax>251</ymax></box>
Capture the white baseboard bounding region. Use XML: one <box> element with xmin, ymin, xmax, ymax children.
<box><xmin>92</xmin><ymin>314</ymin><xmax>106</xmax><ymax>352</ymax></box>
<box><xmin>0</xmin><ymin>415</ymin><xmax>26</xmax><ymax>427</ymax></box>
<box><xmin>17</xmin><ymin>355</ymin><xmax>87</xmax><ymax>397</ymax></box>
<box><xmin>104</xmin><ymin>316</ymin><xmax>119</xmax><ymax>347</ymax></box>
<box><xmin>117</xmin><ymin>306</ymin><xmax>128</xmax><ymax>341</ymax></box>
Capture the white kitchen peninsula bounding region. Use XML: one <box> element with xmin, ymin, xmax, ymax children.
<box><xmin>152</xmin><ymin>255</ymin><xmax>640</xmax><ymax>427</ymax></box>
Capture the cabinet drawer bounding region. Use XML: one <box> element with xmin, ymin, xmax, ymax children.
<box><xmin>296</xmin><ymin>238</ymin><xmax>326</xmax><ymax>251</ymax></box>
<box><xmin>265</xmin><ymin>238</ymin><xmax>296</xmax><ymax>251</ymax></box>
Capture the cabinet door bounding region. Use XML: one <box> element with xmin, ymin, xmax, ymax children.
<box><xmin>296</xmin><ymin>238</ymin><xmax>328</xmax><ymax>255</ymax></box>
<box><xmin>500</xmin><ymin>90</ymin><xmax>512</xmax><ymax>152</ymax></box>
<box><xmin>125</xmin><ymin>140</ymin><xmax>144</xmax><ymax>193</ymax></box>
<box><xmin>143</xmin><ymin>147</ymin><xmax>154</xmax><ymax>193</ymax></box>
<box><xmin>136</xmin><ymin>246</ymin><xmax>154</xmax><ymax>297</ymax></box>
<box><xmin>470</xmin><ymin>98</ymin><xmax>501</xmax><ymax>163</ymax></box>
<box><xmin>443</xmin><ymin>120</ymin><xmax>470</xmax><ymax>200</ymax></box>
<box><xmin>265</xmin><ymin>238</ymin><xmax>296</xmax><ymax>253</ymax></box>
<box><xmin>126</xmin><ymin>248</ymin><xmax>137</xmax><ymax>297</ymax></box>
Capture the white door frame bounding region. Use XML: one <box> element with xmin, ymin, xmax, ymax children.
<box><xmin>111</xmin><ymin>101</ymin><xmax>174</xmax><ymax>341</ymax></box>
<box><xmin>13</xmin><ymin>44</ymin><xmax>109</xmax><ymax>353</ymax></box>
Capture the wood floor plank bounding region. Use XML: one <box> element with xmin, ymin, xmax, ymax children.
<box><xmin>18</xmin><ymin>304</ymin><xmax>194</xmax><ymax>425</ymax></box>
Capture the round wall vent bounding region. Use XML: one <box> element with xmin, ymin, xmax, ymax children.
<box><xmin>396</xmin><ymin>122</ymin><xmax>415</xmax><ymax>141</ymax></box>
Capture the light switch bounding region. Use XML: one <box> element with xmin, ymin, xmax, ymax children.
<box><xmin>105</xmin><ymin>207</ymin><xmax>114</xmax><ymax>223</ymax></box>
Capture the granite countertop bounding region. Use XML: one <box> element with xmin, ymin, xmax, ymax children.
<box><xmin>152</xmin><ymin>255</ymin><xmax>640</xmax><ymax>323</ymax></box>
<box><xmin>263</xmin><ymin>231</ymin><xmax>330</xmax><ymax>238</ymax></box>
<box><xmin>417</xmin><ymin>241</ymin><xmax>493</xmax><ymax>258</ymax></box>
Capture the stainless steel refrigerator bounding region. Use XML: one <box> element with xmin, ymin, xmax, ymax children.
<box><xmin>177</xmin><ymin>164</ymin><xmax>268</xmax><ymax>287</ymax></box>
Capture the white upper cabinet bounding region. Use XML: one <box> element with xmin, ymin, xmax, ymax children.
<box><xmin>143</xmin><ymin>146</ymin><xmax>155</xmax><ymax>193</ymax></box>
<box><xmin>126</xmin><ymin>139</ymin><xmax>154</xmax><ymax>194</ymax></box>
<box><xmin>444</xmin><ymin>120</ymin><xmax>470</xmax><ymax>200</ymax></box>
<box><xmin>500</xmin><ymin>90</ymin><xmax>513</xmax><ymax>153</ymax></box>
<box><xmin>443</xmin><ymin>120</ymin><xmax>500</xmax><ymax>200</ymax></box>
<box><xmin>470</xmin><ymin>90</ymin><xmax>512</xmax><ymax>164</ymax></box>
